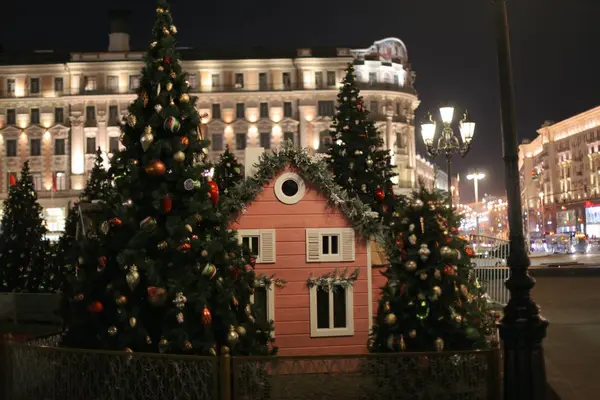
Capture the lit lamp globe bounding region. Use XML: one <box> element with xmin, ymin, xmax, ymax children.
<box><xmin>459</xmin><ymin>111</ymin><xmax>476</xmax><ymax>144</ymax></box>
<box><xmin>420</xmin><ymin>114</ymin><xmax>436</xmax><ymax>147</ymax></box>
<box><xmin>439</xmin><ymin>105</ymin><xmax>455</xmax><ymax>124</ymax></box>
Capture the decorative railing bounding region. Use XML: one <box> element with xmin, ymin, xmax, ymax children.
<box><xmin>469</xmin><ymin>234</ymin><xmax>511</xmax><ymax>306</ymax></box>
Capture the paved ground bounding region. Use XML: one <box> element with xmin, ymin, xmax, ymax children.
<box><xmin>532</xmin><ymin>276</ymin><xmax>600</xmax><ymax>399</ymax></box>
<box><xmin>530</xmin><ymin>252</ymin><xmax>600</xmax><ymax>266</ymax></box>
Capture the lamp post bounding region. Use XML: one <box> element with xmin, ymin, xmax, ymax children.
<box><xmin>420</xmin><ymin>106</ymin><xmax>475</xmax><ymax>207</ymax></box>
<box><xmin>492</xmin><ymin>1</ymin><xmax>548</xmax><ymax>399</ymax></box>
<box><xmin>467</xmin><ymin>171</ymin><xmax>485</xmax><ymax>235</ymax></box>
<box><xmin>539</xmin><ymin>192</ymin><xmax>545</xmax><ymax>233</ymax></box>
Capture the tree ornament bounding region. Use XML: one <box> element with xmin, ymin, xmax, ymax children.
<box><xmin>150</xmin><ymin>41</ymin><xmax>157</xmax><ymax>48</ymax></box>
<box><xmin>176</xmin><ymin>313</ymin><xmax>184</xmax><ymax>324</ymax></box>
<box><xmin>162</xmin><ymin>26</ymin><xmax>170</xmax><ymax>36</ymax></box>
<box><xmin>164</xmin><ymin>116</ymin><xmax>181</xmax><ymax>133</ymax></box>
<box><xmin>201</xmin><ymin>306</ymin><xmax>212</xmax><ymax>326</ymax></box>
<box><xmin>166</xmin><ymin>82</ymin><xmax>173</xmax><ymax>92</ymax></box>
<box><xmin>220</xmin><ymin>346</ymin><xmax>230</xmax><ymax>355</ymax></box>
<box><xmin>115</xmin><ymin>296</ymin><xmax>127</xmax><ymax>306</ymax></box>
<box><xmin>434</xmin><ymin>269</ymin><xmax>442</xmax><ymax>279</ymax></box>
<box><xmin>185</xmin><ymin>224</ymin><xmax>193</xmax><ymax>233</ymax></box>
<box><xmin>375</xmin><ymin>188</ymin><xmax>385</xmax><ymax>201</ymax></box>
<box><xmin>418</xmin><ymin>244</ymin><xmax>431</xmax><ymax>261</ymax></box>
<box><xmin>173</xmin><ymin>292</ymin><xmax>187</xmax><ymax>309</ymax></box>
<box><xmin>88</xmin><ymin>301</ymin><xmax>103</xmax><ymax>313</ymax></box>
<box><xmin>127</xmin><ymin>114</ymin><xmax>137</xmax><ymax>127</ymax></box>
<box><xmin>155</xmin><ymin>104</ymin><xmax>163</xmax><ymax>114</ymax></box>
<box><xmin>387</xmin><ymin>335</ymin><xmax>397</xmax><ymax>351</ymax></box>
<box><xmin>184</xmin><ymin>178</ymin><xmax>199</xmax><ymax>191</ymax></box>
<box><xmin>173</xmin><ymin>151</ymin><xmax>185</xmax><ymax>162</ymax></box>
<box><xmin>147</xmin><ymin>287</ymin><xmax>167</xmax><ymax>306</ymax></box>
<box><xmin>366</xmin><ymin>157</ymin><xmax>373</xmax><ymax>167</ymax></box>
<box><xmin>158</xmin><ymin>65</ymin><xmax>164</xmax><ymax>72</ymax></box>
<box><xmin>384</xmin><ymin>301</ymin><xmax>391</xmax><ymax>312</ymax></box>
<box><xmin>354</xmin><ymin>150</ymin><xmax>362</xmax><ymax>156</ymax></box>
<box><xmin>433</xmin><ymin>286</ymin><xmax>442</xmax><ymax>296</ymax></box>
<box><xmin>405</xmin><ymin>260</ymin><xmax>417</xmax><ymax>272</ymax></box>
<box><xmin>145</xmin><ymin>160</ymin><xmax>167</xmax><ymax>176</ymax></box>
<box><xmin>443</xmin><ymin>265</ymin><xmax>456</xmax><ymax>276</ymax></box>
<box><xmin>465</xmin><ymin>247</ymin><xmax>476</xmax><ymax>257</ymax></box>
<box><xmin>399</xmin><ymin>335</ymin><xmax>406</xmax><ymax>351</ymax></box>
<box><xmin>145</xmin><ymin>336</ymin><xmax>152</xmax><ymax>345</ymax></box>
<box><xmin>141</xmin><ymin>131</ymin><xmax>154</xmax><ymax>152</ymax></box>
<box><xmin>108</xmin><ymin>326</ymin><xmax>118</xmax><ymax>336</ymax></box>
<box><xmin>440</xmin><ymin>246</ymin><xmax>454</xmax><ymax>260</ymax></box>
<box><xmin>208</xmin><ymin>181</ymin><xmax>219</xmax><ymax>206</ymax></box>
<box><xmin>74</xmin><ymin>294</ymin><xmax>84</xmax><ymax>301</ymax></box>
<box><xmin>420</xmin><ymin>216</ymin><xmax>425</xmax><ymax>233</ymax></box>
<box><xmin>236</xmin><ymin>326</ymin><xmax>247</xmax><ymax>337</ymax></box>
<box><xmin>178</xmin><ymin>243</ymin><xmax>191</xmax><ymax>252</ymax></box>
<box><xmin>157</xmin><ymin>241</ymin><xmax>168</xmax><ymax>250</ymax></box>
<box><xmin>162</xmin><ymin>195</ymin><xmax>172</xmax><ymax>213</ymax></box>
<box><xmin>408</xmin><ymin>234</ymin><xmax>417</xmax><ymax>246</ymax></box>
<box><xmin>129</xmin><ymin>317</ymin><xmax>137</xmax><ymax>327</ymax></box>
<box><xmin>180</xmin><ymin>136</ymin><xmax>189</xmax><ymax>147</ymax></box>
<box><xmin>413</xmin><ymin>199</ymin><xmax>424</xmax><ymax>207</ymax></box>
<box><xmin>409</xmin><ymin>329</ymin><xmax>417</xmax><ymax>338</ymax></box>
<box><xmin>170</xmin><ymin>72</ymin><xmax>177</xmax><ymax>79</ymax></box>
<box><xmin>228</xmin><ymin>326</ymin><xmax>239</xmax><ymax>344</ymax></box>
<box><xmin>140</xmin><ymin>217</ymin><xmax>157</xmax><ymax>231</ymax></box>
<box><xmin>435</xmin><ymin>338</ymin><xmax>444</xmax><ymax>352</ymax></box>
<box><xmin>361</xmin><ymin>183</ymin><xmax>367</xmax><ymax>193</ymax></box>
<box><xmin>126</xmin><ymin>266</ymin><xmax>140</xmax><ymax>291</ymax></box>
<box><xmin>420</xmin><ymin>273</ymin><xmax>428</xmax><ymax>280</ymax></box>
<box><xmin>385</xmin><ymin>313</ymin><xmax>397</xmax><ymax>325</ymax></box>
<box><xmin>98</xmin><ymin>256</ymin><xmax>107</xmax><ymax>271</ymax></box>
<box><xmin>179</xmin><ymin>93</ymin><xmax>190</xmax><ymax>103</ymax></box>
<box><xmin>109</xmin><ymin>217</ymin><xmax>122</xmax><ymax>227</ymax></box>
<box><xmin>184</xmin><ymin>341</ymin><xmax>192</xmax><ymax>351</ymax></box>
<box><xmin>141</xmin><ymin>91</ymin><xmax>149</xmax><ymax>107</ymax></box>
<box><xmin>408</xmin><ymin>224</ymin><xmax>415</xmax><ymax>232</ymax></box>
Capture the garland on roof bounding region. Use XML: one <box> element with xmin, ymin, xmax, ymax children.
<box><xmin>221</xmin><ymin>142</ymin><xmax>384</xmax><ymax>241</ymax></box>
<box><xmin>307</xmin><ymin>268</ymin><xmax>360</xmax><ymax>291</ymax></box>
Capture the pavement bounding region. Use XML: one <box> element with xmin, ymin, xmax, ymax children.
<box><xmin>529</xmin><ymin>252</ymin><xmax>600</xmax><ymax>267</ymax></box>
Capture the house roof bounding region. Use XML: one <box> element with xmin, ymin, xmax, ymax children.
<box><xmin>221</xmin><ymin>144</ymin><xmax>385</xmax><ymax>241</ymax></box>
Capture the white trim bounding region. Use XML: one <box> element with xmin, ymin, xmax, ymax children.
<box><xmin>367</xmin><ymin>239</ymin><xmax>373</xmax><ymax>332</ymax></box>
<box><xmin>250</xmin><ymin>281</ymin><xmax>276</xmax><ymax>338</ymax></box>
<box><xmin>309</xmin><ymin>284</ymin><xmax>354</xmax><ymax>337</ymax></box>
<box><xmin>237</xmin><ymin>229</ymin><xmax>276</xmax><ymax>264</ymax></box>
<box><xmin>274</xmin><ymin>172</ymin><xmax>306</xmax><ymax>205</ymax></box>
<box><xmin>305</xmin><ymin>228</ymin><xmax>354</xmax><ymax>263</ymax></box>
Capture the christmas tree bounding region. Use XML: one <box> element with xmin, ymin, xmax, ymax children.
<box><xmin>370</xmin><ymin>189</ymin><xmax>494</xmax><ymax>353</ymax></box>
<box><xmin>81</xmin><ymin>147</ymin><xmax>110</xmax><ymax>202</ymax></box>
<box><xmin>214</xmin><ymin>145</ymin><xmax>244</xmax><ymax>196</ymax></box>
<box><xmin>327</xmin><ymin>63</ymin><xmax>397</xmax><ymax>221</ymax></box>
<box><xmin>61</xmin><ymin>0</ymin><xmax>275</xmax><ymax>356</ymax></box>
<box><xmin>0</xmin><ymin>161</ymin><xmax>49</xmax><ymax>292</ymax></box>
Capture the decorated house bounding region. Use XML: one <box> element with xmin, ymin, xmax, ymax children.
<box><xmin>222</xmin><ymin>145</ymin><xmax>387</xmax><ymax>356</ymax></box>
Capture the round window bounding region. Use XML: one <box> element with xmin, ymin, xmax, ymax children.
<box><xmin>274</xmin><ymin>173</ymin><xmax>306</xmax><ymax>205</ymax></box>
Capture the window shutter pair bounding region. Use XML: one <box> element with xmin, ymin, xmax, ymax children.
<box><xmin>237</xmin><ymin>229</ymin><xmax>276</xmax><ymax>264</ymax></box>
<box><xmin>306</xmin><ymin>228</ymin><xmax>355</xmax><ymax>263</ymax></box>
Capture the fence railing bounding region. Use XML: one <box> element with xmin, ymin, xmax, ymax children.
<box><xmin>469</xmin><ymin>234</ymin><xmax>511</xmax><ymax>306</ymax></box>
<box><xmin>1</xmin><ymin>334</ymin><xmax>501</xmax><ymax>400</ymax></box>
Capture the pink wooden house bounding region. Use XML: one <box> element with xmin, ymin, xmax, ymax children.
<box><xmin>227</xmin><ymin>146</ymin><xmax>384</xmax><ymax>356</ymax></box>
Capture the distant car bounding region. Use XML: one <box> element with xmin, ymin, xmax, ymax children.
<box><xmin>471</xmin><ymin>244</ymin><xmax>508</xmax><ymax>268</ymax></box>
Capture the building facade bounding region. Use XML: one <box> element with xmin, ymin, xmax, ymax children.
<box><xmin>0</xmin><ymin>21</ymin><xmax>441</xmax><ymax>237</ymax></box>
<box><xmin>519</xmin><ymin>105</ymin><xmax>600</xmax><ymax>237</ymax></box>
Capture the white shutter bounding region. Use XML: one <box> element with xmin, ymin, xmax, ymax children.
<box><xmin>341</xmin><ymin>229</ymin><xmax>355</xmax><ymax>262</ymax></box>
<box><xmin>259</xmin><ymin>230</ymin><xmax>276</xmax><ymax>263</ymax></box>
<box><xmin>306</xmin><ymin>229</ymin><xmax>321</xmax><ymax>262</ymax></box>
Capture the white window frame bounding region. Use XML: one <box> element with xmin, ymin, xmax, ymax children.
<box><xmin>306</xmin><ymin>228</ymin><xmax>355</xmax><ymax>263</ymax></box>
<box><xmin>274</xmin><ymin>172</ymin><xmax>305</xmax><ymax>205</ymax></box>
<box><xmin>237</xmin><ymin>229</ymin><xmax>276</xmax><ymax>264</ymax></box>
<box><xmin>309</xmin><ymin>284</ymin><xmax>354</xmax><ymax>337</ymax></box>
<box><xmin>250</xmin><ymin>281</ymin><xmax>275</xmax><ymax>337</ymax></box>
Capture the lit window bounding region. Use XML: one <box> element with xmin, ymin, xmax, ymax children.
<box><xmin>45</xmin><ymin>207</ymin><xmax>66</xmax><ymax>232</ymax></box>
<box><xmin>235</xmin><ymin>73</ymin><xmax>244</xmax><ymax>89</ymax></box>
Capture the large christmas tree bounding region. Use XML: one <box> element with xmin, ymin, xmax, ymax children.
<box><xmin>0</xmin><ymin>161</ymin><xmax>49</xmax><ymax>292</ymax></box>
<box><xmin>61</xmin><ymin>0</ymin><xmax>274</xmax><ymax>356</ymax></box>
<box><xmin>327</xmin><ymin>63</ymin><xmax>397</xmax><ymax>221</ymax></box>
<box><xmin>370</xmin><ymin>189</ymin><xmax>494</xmax><ymax>353</ymax></box>
<box><xmin>213</xmin><ymin>145</ymin><xmax>244</xmax><ymax>196</ymax></box>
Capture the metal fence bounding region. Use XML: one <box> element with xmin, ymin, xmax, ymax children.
<box><xmin>469</xmin><ymin>234</ymin><xmax>511</xmax><ymax>306</ymax></box>
<box><xmin>1</xmin><ymin>334</ymin><xmax>501</xmax><ymax>400</ymax></box>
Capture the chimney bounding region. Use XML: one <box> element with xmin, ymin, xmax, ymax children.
<box><xmin>108</xmin><ymin>10</ymin><xmax>131</xmax><ymax>52</ymax></box>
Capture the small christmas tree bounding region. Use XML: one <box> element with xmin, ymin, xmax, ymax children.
<box><xmin>327</xmin><ymin>63</ymin><xmax>397</xmax><ymax>221</ymax></box>
<box><xmin>0</xmin><ymin>161</ymin><xmax>48</xmax><ymax>292</ymax></box>
<box><xmin>370</xmin><ymin>189</ymin><xmax>494</xmax><ymax>353</ymax></box>
<box><xmin>214</xmin><ymin>145</ymin><xmax>244</xmax><ymax>195</ymax></box>
<box><xmin>61</xmin><ymin>0</ymin><xmax>275</xmax><ymax>356</ymax></box>
<box><xmin>81</xmin><ymin>147</ymin><xmax>110</xmax><ymax>202</ymax></box>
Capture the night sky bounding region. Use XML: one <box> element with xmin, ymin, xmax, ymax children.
<box><xmin>1</xmin><ymin>0</ymin><xmax>598</xmax><ymax>202</ymax></box>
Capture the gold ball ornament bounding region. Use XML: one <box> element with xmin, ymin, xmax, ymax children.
<box><xmin>405</xmin><ymin>260</ymin><xmax>417</xmax><ymax>272</ymax></box>
<box><xmin>108</xmin><ymin>326</ymin><xmax>118</xmax><ymax>336</ymax></box>
<box><xmin>201</xmin><ymin>249</ymin><xmax>208</xmax><ymax>257</ymax></box>
<box><xmin>220</xmin><ymin>345</ymin><xmax>230</xmax><ymax>355</ymax></box>
<box><xmin>162</xmin><ymin>26</ymin><xmax>170</xmax><ymax>36</ymax></box>
<box><xmin>236</xmin><ymin>326</ymin><xmax>247</xmax><ymax>337</ymax></box>
<box><xmin>185</xmin><ymin>224</ymin><xmax>193</xmax><ymax>233</ymax></box>
<box><xmin>158</xmin><ymin>65</ymin><xmax>164</xmax><ymax>72</ymax></box>
<box><xmin>409</xmin><ymin>329</ymin><xmax>417</xmax><ymax>338</ymax></box>
<box><xmin>166</xmin><ymin>82</ymin><xmax>173</xmax><ymax>92</ymax></box>
<box><xmin>184</xmin><ymin>341</ymin><xmax>193</xmax><ymax>351</ymax></box>
<box><xmin>174</xmin><ymin>151</ymin><xmax>185</xmax><ymax>162</ymax></box>
<box><xmin>385</xmin><ymin>313</ymin><xmax>397</xmax><ymax>325</ymax></box>
<box><xmin>170</xmin><ymin>72</ymin><xmax>177</xmax><ymax>79</ymax></box>
<box><xmin>440</xmin><ymin>246</ymin><xmax>454</xmax><ymax>260</ymax></box>
<box><xmin>127</xmin><ymin>114</ymin><xmax>137</xmax><ymax>127</ymax></box>
<box><xmin>170</xmin><ymin>25</ymin><xmax>177</xmax><ymax>34</ymax></box>
<box><xmin>159</xmin><ymin>338</ymin><xmax>168</xmax><ymax>346</ymax></box>
<box><xmin>129</xmin><ymin>317</ymin><xmax>137</xmax><ymax>327</ymax></box>
<box><xmin>434</xmin><ymin>269</ymin><xmax>442</xmax><ymax>280</ymax></box>
<box><xmin>228</xmin><ymin>326</ymin><xmax>239</xmax><ymax>344</ymax></box>
<box><xmin>435</xmin><ymin>338</ymin><xmax>444</xmax><ymax>352</ymax></box>
<box><xmin>116</xmin><ymin>296</ymin><xmax>127</xmax><ymax>306</ymax></box>
<box><xmin>433</xmin><ymin>286</ymin><xmax>442</xmax><ymax>296</ymax></box>
<box><xmin>420</xmin><ymin>273</ymin><xmax>428</xmax><ymax>280</ymax></box>
<box><xmin>384</xmin><ymin>301</ymin><xmax>391</xmax><ymax>312</ymax></box>
<box><xmin>455</xmin><ymin>314</ymin><xmax>463</xmax><ymax>323</ymax></box>
<box><xmin>180</xmin><ymin>93</ymin><xmax>190</xmax><ymax>103</ymax></box>
<box><xmin>209</xmin><ymin>346</ymin><xmax>217</xmax><ymax>356</ymax></box>
<box><xmin>145</xmin><ymin>336</ymin><xmax>152</xmax><ymax>345</ymax></box>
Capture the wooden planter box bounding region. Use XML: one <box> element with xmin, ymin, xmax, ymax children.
<box><xmin>0</xmin><ymin>293</ymin><xmax>61</xmax><ymax>324</ymax></box>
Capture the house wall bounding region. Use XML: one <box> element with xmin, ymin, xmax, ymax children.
<box><xmin>231</xmin><ymin>169</ymin><xmax>371</xmax><ymax>356</ymax></box>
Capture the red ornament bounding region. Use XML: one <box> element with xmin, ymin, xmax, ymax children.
<box><xmin>109</xmin><ymin>217</ymin><xmax>122</xmax><ymax>227</ymax></box>
<box><xmin>98</xmin><ymin>256</ymin><xmax>107</xmax><ymax>271</ymax></box>
<box><xmin>249</xmin><ymin>257</ymin><xmax>257</xmax><ymax>268</ymax></box>
<box><xmin>147</xmin><ymin>287</ymin><xmax>167</xmax><ymax>306</ymax></box>
<box><xmin>201</xmin><ymin>306</ymin><xmax>212</xmax><ymax>326</ymax></box>
<box><xmin>208</xmin><ymin>181</ymin><xmax>219</xmax><ymax>206</ymax></box>
<box><xmin>162</xmin><ymin>195</ymin><xmax>172</xmax><ymax>213</ymax></box>
<box><xmin>178</xmin><ymin>243</ymin><xmax>192</xmax><ymax>252</ymax></box>
<box><xmin>164</xmin><ymin>56</ymin><xmax>171</xmax><ymax>65</ymax></box>
<box><xmin>375</xmin><ymin>188</ymin><xmax>385</xmax><ymax>202</ymax></box>
<box><xmin>443</xmin><ymin>265</ymin><xmax>456</xmax><ymax>276</ymax></box>
<box><xmin>180</xmin><ymin>137</ymin><xmax>189</xmax><ymax>147</ymax></box>
<box><xmin>145</xmin><ymin>160</ymin><xmax>167</xmax><ymax>176</ymax></box>
<box><xmin>88</xmin><ymin>301</ymin><xmax>104</xmax><ymax>313</ymax></box>
<box><xmin>465</xmin><ymin>247</ymin><xmax>475</xmax><ymax>257</ymax></box>
<box><xmin>400</xmin><ymin>249</ymin><xmax>408</xmax><ymax>260</ymax></box>
<box><xmin>9</xmin><ymin>174</ymin><xmax>16</xmax><ymax>186</ymax></box>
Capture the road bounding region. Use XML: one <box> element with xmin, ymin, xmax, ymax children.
<box><xmin>530</xmin><ymin>252</ymin><xmax>600</xmax><ymax>266</ymax></box>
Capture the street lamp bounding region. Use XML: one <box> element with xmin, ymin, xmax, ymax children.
<box><xmin>493</xmin><ymin>0</ymin><xmax>548</xmax><ymax>398</ymax></box>
<box><xmin>467</xmin><ymin>171</ymin><xmax>485</xmax><ymax>235</ymax></box>
<box><xmin>420</xmin><ymin>106</ymin><xmax>475</xmax><ymax>207</ymax></box>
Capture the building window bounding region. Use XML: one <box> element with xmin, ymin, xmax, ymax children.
<box><xmin>318</xmin><ymin>101</ymin><xmax>334</xmax><ymax>117</ymax></box>
<box><xmin>107</xmin><ymin>75</ymin><xmax>119</xmax><ymax>92</ymax></box>
<box><xmin>260</xmin><ymin>102</ymin><xmax>269</xmax><ymax>118</ymax></box>
<box><xmin>7</xmin><ymin>172</ymin><xmax>18</xmax><ymax>189</ymax></box>
<box><xmin>284</xmin><ymin>102</ymin><xmax>293</xmax><ymax>118</ymax></box>
<box><xmin>30</xmin><ymin>78</ymin><xmax>40</xmax><ymax>94</ymax></box>
<box><xmin>54</xmin><ymin>107</ymin><xmax>64</xmax><ymax>124</ymax></box>
<box><xmin>327</xmin><ymin>71</ymin><xmax>336</xmax><ymax>86</ymax></box>
<box><xmin>283</xmin><ymin>131</ymin><xmax>295</xmax><ymax>146</ymax></box>
<box><xmin>238</xmin><ymin>229</ymin><xmax>276</xmax><ymax>263</ymax></box>
<box><xmin>84</xmin><ymin>76</ymin><xmax>97</xmax><ymax>92</ymax></box>
<box><xmin>236</xmin><ymin>103</ymin><xmax>245</xmax><ymax>119</ymax></box>
<box><xmin>54</xmin><ymin>77</ymin><xmax>64</xmax><ymax>92</ymax></box>
<box><xmin>305</xmin><ymin>228</ymin><xmax>355</xmax><ymax>262</ymax></box>
<box><xmin>30</xmin><ymin>139</ymin><xmax>41</xmax><ymax>156</ymax></box>
<box><xmin>260</xmin><ymin>132</ymin><xmax>271</xmax><ymax>149</ymax></box>
<box><xmin>45</xmin><ymin>208</ymin><xmax>66</xmax><ymax>232</ymax></box>
<box><xmin>212</xmin><ymin>134</ymin><xmax>224</xmax><ymax>151</ymax></box>
<box><xmin>31</xmin><ymin>173</ymin><xmax>42</xmax><ymax>191</ymax></box>
<box><xmin>54</xmin><ymin>139</ymin><xmax>66</xmax><ymax>156</ymax></box>
<box><xmin>187</xmin><ymin>73</ymin><xmax>197</xmax><ymax>89</ymax></box>
<box><xmin>259</xmin><ymin>73</ymin><xmax>268</xmax><ymax>90</ymax></box>
<box><xmin>370</xmin><ymin>101</ymin><xmax>379</xmax><ymax>115</ymax></box>
<box><xmin>251</xmin><ymin>284</ymin><xmax>275</xmax><ymax>329</ymax></box>
<box><xmin>235</xmin><ymin>73</ymin><xmax>244</xmax><ymax>89</ymax></box>
<box><xmin>369</xmin><ymin>72</ymin><xmax>377</xmax><ymax>84</ymax></box>
<box><xmin>212</xmin><ymin>104</ymin><xmax>221</xmax><ymax>119</ymax></box>
<box><xmin>86</xmin><ymin>106</ymin><xmax>96</xmax><ymax>122</ymax></box>
<box><xmin>6</xmin><ymin>109</ymin><xmax>16</xmax><ymax>125</ymax></box>
<box><xmin>211</xmin><ymin>74</ymin><xmax>220</xmax><ymax>89</ymax></box>
<box><xmin>30</xmin><ymin>108</ymin><xmax>40</xmax><ymax>124</ymax></box>
<box><xmin>319</xmin><ymin>130</ymin><xmax>332</xmax><ymax>153</ymax></box>
<box><xmin>310</xmin><ymin>283</ymin><xmax>354</xmax><ymax>337</ymax></box>
<box><xmin>282</xmin><ymin>72</ymin><xmax>291</xmax><ymax>90</ymax></box>
<box><xmin>393</xmin><ymin>75</ymin><xmax>399</xmax><ymax>86</ymax></box>
<box><xmin>129</xmin><ymin>75</ymin><xmax>140</xmax><ymax>91</ymax></box>
<box><xmin>6</xmin><ymin>140</ymin><xmax>17</xmax><ymax>157</ymax></box>
<box><xmin>236</xmin><ymin>133</ymin><xmax>246</xmax><ymax>150</ymax></box>
<box><xmin>274</xmin><ymin>172</ymin><xmax>305</xmax><ymax>205</ymax></box>
<box><xmin>109</xmin><ymin>136</ymin><xmax>120</xmax><ymax>154</ymax></box>
<box><xmin>315</xmin><ymin>71</ymin><xmax>323</xmax><ymax>88</ymax></box>
<box><xmin>86</xmin><ymin>137</ymin><xmax>96</xmax><ymax>154</ymax></box>
<box><xmin>7</xmin><ymin>79</ymin><xmax>16</xmax><ymax>95</ymax></box>
<box><xmin>108</xmin><ymin>105</ymin><xmax>119</xmax><ymax>125</ymax></box>
<box><xmin>54</xmin><ymin>172</ymin><xmax>67</xmax><ymax>191</ymax></box>
<box><xmin>396</xmin><ymin>103</ymin><xmax>401</xmax><ymax>116</ymax></box>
